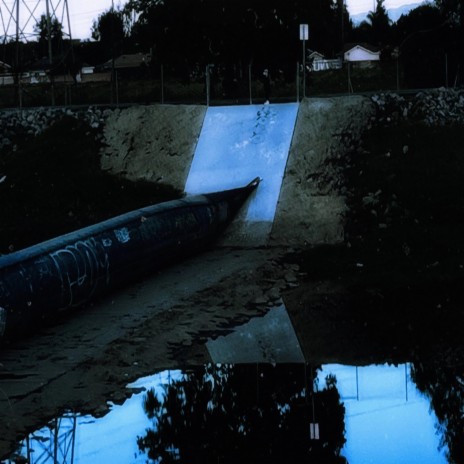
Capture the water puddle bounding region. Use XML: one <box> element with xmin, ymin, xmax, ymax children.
<box><xmin>2</xmin><ymin>304</ymin><xmax>461</xmax><ymax>463</ymax></box>
<box><xmin>206</xmin><ymin>303</ymin><xmax>305</xmax><ymax>363</ymax></box>
<box><xmin>4</xmin><ymin>363</ymin><xmax>446</xmax><ymax>464</ymax></box>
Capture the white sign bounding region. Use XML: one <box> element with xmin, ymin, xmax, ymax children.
<box><xmin>299</xmin><ymin>24</ymin><xmax>309</xmax><ymax>41</ymax></box>
<box><xmin>310</xmin><ymin>422</ymin><xmax>320</xmax><ymax>440</ymax></box>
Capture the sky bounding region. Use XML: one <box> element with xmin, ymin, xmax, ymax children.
<box><xmin>1</xmin><ymin>0</ymin><xmax>418</xmax><ymax>40</ymax></box>
<box><xmin>346</xmin><ymin>0</ymin><xmax>418</xmax><ymax>15</ymax></box>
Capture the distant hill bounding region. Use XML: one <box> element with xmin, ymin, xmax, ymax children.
<box><xmin>351</xmin><ymin>2</ymin><xmax>425</xmax><ymax>25</ymax></box>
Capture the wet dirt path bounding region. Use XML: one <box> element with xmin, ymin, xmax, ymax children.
<box><xmin>0</xmin><ymin>246</ymin><xmax>303</xmax><ymax>458</ymax></box>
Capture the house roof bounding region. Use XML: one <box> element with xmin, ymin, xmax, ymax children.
<box><xmin>308</xmin><ymin>50</ymin><xmax>325</xmax><ymax>60</ymax></box>
<box><xmin>343</xmin><ymin>43</ymin><xmax>380</xmax><ymax>54</ymax></box>
<box><xmin>102</xmin><ymin>53</ymin><xmax>152</xmax><ymax>70</ymax></box>
<box><xmin>0</xmin><ymin>60</ymin><xmax>12</xmax><ymax>73</ymax></box>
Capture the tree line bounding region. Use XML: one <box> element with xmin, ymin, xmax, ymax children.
<box><xmin>1</xmin><ymin>0</ymin><xmax>463</xmax><ymax>88</ymax></box>
<box><xmin>91</xmin><ymin>0</ymin><xmax>464</xmax><ymax>87</ymax></box>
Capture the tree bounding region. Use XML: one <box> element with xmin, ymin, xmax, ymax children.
<box><xmin>393</xmin><ymin>2</ymin><xmax>461</xmax><ymax>88</ymax></box>
<box><xmin>91</xmin><ymin>8</ymin><xmax>126</xmax><ymax>58</ymax></box>
<box><xmin>434</xmin><ymin>0</ymin><xmax>463</xmax><ymax>27</ymax></box>
<box><xmin>137</xmin><ymin>364</ymin><xmax>347</xmax><ymax>463</ymax></box>
<box><xmin>365</xmin><ymin>0</ymin><xmax>392</xmax><ymax>46</ymax></box>
<box><xmin>412</xmin><ymin>360</ymin><xmax>464</xmax><ymax>464</ymax></box>
<box><xmin>434</xmin><ymin>0</ymin><xmax>464</xmax><ymax>86</ymax></box>
<box><xmin>395</xmin><ymin>3</ymin><xmax>443</xmax><ymax>43</ymax></box>
<box><xmin>122</xmin><ymin>0</ymin><xmax>352</xmax><ymax>78</ymax></box>
<box><xmin>33</xmin><ymin>14</ymin><xmax>63</xmax><ymax>58</ymax></box>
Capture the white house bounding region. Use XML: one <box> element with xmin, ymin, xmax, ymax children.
<box><xmin>0</xmin><ymin>60</ymin><xmax>13</xmax><ymax>85</ymax></box>
<box><xmin>343</xmin><ymin>43</ymin><xmax>380</xmax><ymax>66</ymax></box>
<box><xmin>308</xmin><ymin>50</ymin><xmax>342</xmax><ymax>72</ymax></box>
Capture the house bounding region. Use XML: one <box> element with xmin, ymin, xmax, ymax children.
<box><xmin>343</xmin><ymin>43</ymin><xmax>381</xmax><ymax>67</ymax></box>
<box><xmin>0</xmin><ymin>60</ymin><xmax>11</xmax><ymax>74</ymax></box>
<box><xmin>100</xmin><ymin>52</ymin><xmax>152</xmax><ymax>77</ymax></box>
<box><xmin>308</xmin><ymin>50</ymin><xmax>342</xmax><ymax>72</ymax></box>
<box><xmin>0</xmin><ymin>60</ymin><xmax>13</xmax><ymax>85</ymax></box>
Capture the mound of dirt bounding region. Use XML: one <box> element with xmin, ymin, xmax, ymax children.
<box><xmin>100</xmin><ymin>104</ymin><xmax>206</xmax><ymax>190</ymax></box>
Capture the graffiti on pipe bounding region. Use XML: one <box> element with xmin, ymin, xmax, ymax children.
<box><xmin>50</xmin><ymin>238</ymin><xmax>110</xmax><ymax>308</ymax></box>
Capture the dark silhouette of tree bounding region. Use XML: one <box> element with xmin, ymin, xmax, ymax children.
<box><xmin>412</xmin><ymin>360</ymin><xmax>464</xmax><ymax>464</ymax></box>
<box><xmin>33</xmin><ymin>14</ymin><xmax>63</xmax><ymax>58</ymax></box>
<box><xmin>137</xmin><ymin>364</ymin><xmax>347</xmax><ymax>464</ymax></box>
<box><xmin>433</xmin><ymin>0</ymin><xmax>464</xmax><ymax>85</ymax></box>
<box><xmin>395</xmin><ymin>3</ymin><xmax>443</xmax><ymax>43</ymax></box>
<box><xmin>122</xmin><ymin>0</ymin><xmax>351</xmax><ymax>80</ymax></box>
<box><xmin>434</xmin><ymin>0</ymin><xmax>463</xmax><ymax>28</ymax></box>
<box><xmin>393</xmin><ymin>2</ymin><xmax>459</xmax><ymax>88</ymax></box>
<box><xmin>91</xmin><ymin>9</ymin><xmax>126</xmax><ymax>59</ymax></box>
<box><xmin>365</xmin><ymin>0</ymin><xmax>392</xmax><ymax>46</ymax></box>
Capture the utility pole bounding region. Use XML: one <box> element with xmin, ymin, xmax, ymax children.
<box><xmin>45</xmin><ymin>0</ymin><xmax>55</xmax><ymax>105</ymax></box>
<box><xmin>299</xmin><ymin>24</ymin><xmax>308</xmax><ymax>99</ymax></box>
<box><xmin>1</xmin><ymin>0</ymin><xmax>73</xmax><ymax>108</ymax></box>
<box><xmin>111</xmin><ymin>0</ymin><xmax>116</xmax><ymax>104</ymax></box>
<box><xmin>15</xmin><ymin>0</ymin><xmax>21</xmax><ymax>107</ymax></box>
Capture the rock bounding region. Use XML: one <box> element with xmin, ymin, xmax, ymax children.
<box><xmin>252</xmin><ymin>294</ymin><xmax>268</xmax><ymax>305</ymax></box>
<box><xmin>267</xmin><ymin>287</ymin><xmax>281</xmax><ymax>302</ymax></box>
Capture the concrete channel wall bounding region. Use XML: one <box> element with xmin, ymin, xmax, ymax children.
<box><xmin>99</xmin><ymin>98</ymin><xmax>375</xmax><ymax>246</ymax></box>
<box><xmin>2</xmin><ymin>89</ymin><xmax>463</xmax><ymax>245</ymax></box>
<box><xmin>0</xmin><ymin>100</ymin><xmax>372</xmax><ymax>247</ymax></box>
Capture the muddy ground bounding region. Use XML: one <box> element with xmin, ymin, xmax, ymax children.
<box><xmin>1</xmin><ymin>95</ymin><xmax>464</xmax><ymax>460</ymax></box>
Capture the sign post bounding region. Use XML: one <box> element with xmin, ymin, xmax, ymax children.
<box><xmin>299</xmin><ymin>24</ymin><xmax>309</xmax><ymax>98</ymax></box>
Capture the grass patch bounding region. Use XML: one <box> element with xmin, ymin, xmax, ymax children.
<box><xmin>0</xmin><ymin>116</ymin><xmax>182</xmax><ymax>253</ymax></box>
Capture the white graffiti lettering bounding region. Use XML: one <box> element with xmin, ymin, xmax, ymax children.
<box><xmin>50</xmin><ymin>238</ymin><xmax>110</xmax><ymax>308</ymax></box>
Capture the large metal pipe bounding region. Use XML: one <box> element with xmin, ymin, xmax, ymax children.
<box><xmin>0</xmin><ymin>178</ymin><xmax>260</xmax><ymax>340</ymax></box>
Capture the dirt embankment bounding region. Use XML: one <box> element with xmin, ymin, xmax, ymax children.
<box><xmin>272</xmin><ymin>96</ymin><xmax>374</xmax><ymax>246</ymax></box>
<box><xmin>99</xmin><ymin>97</ymin><xmax>375</xmax><ymax>247</ymax></box>
<box><xmin>100</xmin><ymin>105</ymin><xmax>206</xmax><ymax>190</ymax></box>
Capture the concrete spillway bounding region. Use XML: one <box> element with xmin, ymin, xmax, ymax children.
<box><xmin>185</xmin><ymin>103</ymin><xmax>299</xmax><ymax>245</ymax></box>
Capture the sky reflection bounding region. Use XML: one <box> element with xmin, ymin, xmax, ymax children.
<box><xmin>318</xmin><ymin>364</ymin><xmax>447</xmax><ymax>464</ymax></box>
<box><xmin>5</xmin><ymin>363</ymin><xmax>449</xmax><ymax>464</ymax></box>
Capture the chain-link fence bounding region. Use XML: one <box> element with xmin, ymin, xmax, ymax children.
<box><xmin>0</xmin><ymin>58</ymin><xmax>460</xmax><ymax>109</ymax></box>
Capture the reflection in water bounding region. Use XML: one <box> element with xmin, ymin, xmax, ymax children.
<box><xmin>412</xmin><ymin>360</ymin><xmax>464</xmax><ymax>464</ymax></box>
<box><xmin>4</xmin><ymin>364</ymin><xmax>448</xmax><ymax>464</ymax></box>
<box><xmin>137</xmin><ymin>364</ymin><xmax>346</xmax><ymax>463</ymax></box>
<box><xmin>319</xmin><ymin>364</ymin><xmax>447</xmax><ymax>464</ymax></box>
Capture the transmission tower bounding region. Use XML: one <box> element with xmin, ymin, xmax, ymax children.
<box><xmin>0</xmin><ymin>0</ymin><xmax>74</xmax><ymax>105</ymax></box>
<box><xmin>0</xmin><ymin>0</ymin><xmax>73</xmax><ymax>43</ymax></box>
<box><xmin>7</xmin><ymin>413</ymin><xmax>78</xmax><ymax>464</ymax></box>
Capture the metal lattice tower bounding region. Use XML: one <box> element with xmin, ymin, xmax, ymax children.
<box><xmin>7</xmin><ymin>413</ymin><xmax>78</xmax><ymax>464</ymax></box>
<box><xmin>0</xmin><ymin>0</ymin><xmax>73</xmax><ymax>44</ymax></box>
<box><xmin>0</xmin><ymin>0</ymin><xmax>74</xmax><ymax>105</ymax></box>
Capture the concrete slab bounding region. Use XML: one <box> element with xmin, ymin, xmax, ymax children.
<box><xmin>185</xmin><ymin>103</ymin><xmax>299</xmax><ymax>245</ymax></box>
<box><xmin>206</xmin><ymin>303</ymin><xmax>305</xmax><ymax>363</ymax></box>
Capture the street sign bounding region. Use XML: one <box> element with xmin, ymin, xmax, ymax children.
<box><xmin>310</xmin><ymin>422</ymin><xmax>320</xmax><ymax>440</ymax></box>
<box><xmin>299</xmin><ymin>24</ymin><xmax>309</xmax><ymax>41</ymax></box>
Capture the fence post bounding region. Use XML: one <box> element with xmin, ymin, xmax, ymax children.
<box><xmin>248</xmin><ymin>64</ymin><xmax>252</xmax><ymax>105</ymax></box>
<box><xmin>116</xmin><ymin>70</ymin><xmax>119</xmax><ymax>105</ymax></box>
<box><xmin>396</xmin><ymin>58</ymin><xmax>400</xmax><ymax>91</ymax></box>
<box><xmin>445</xmin><ymin>53</ymin><xmax>448</xmax><ymax>88</ymax></box>
<box><xmin>206</xmin><ymin>64</ymin><xmax>211</xmax><ymax>106</ymax></box>
<box><xmin>347</xmin><ymin>62</ymin><xmax>353</xmax><ymax>93</ymax></box>
<box><xmin>160</xmin><ymin>64</ymin><xmax>164</xmax><ymax>104</ymax></box>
